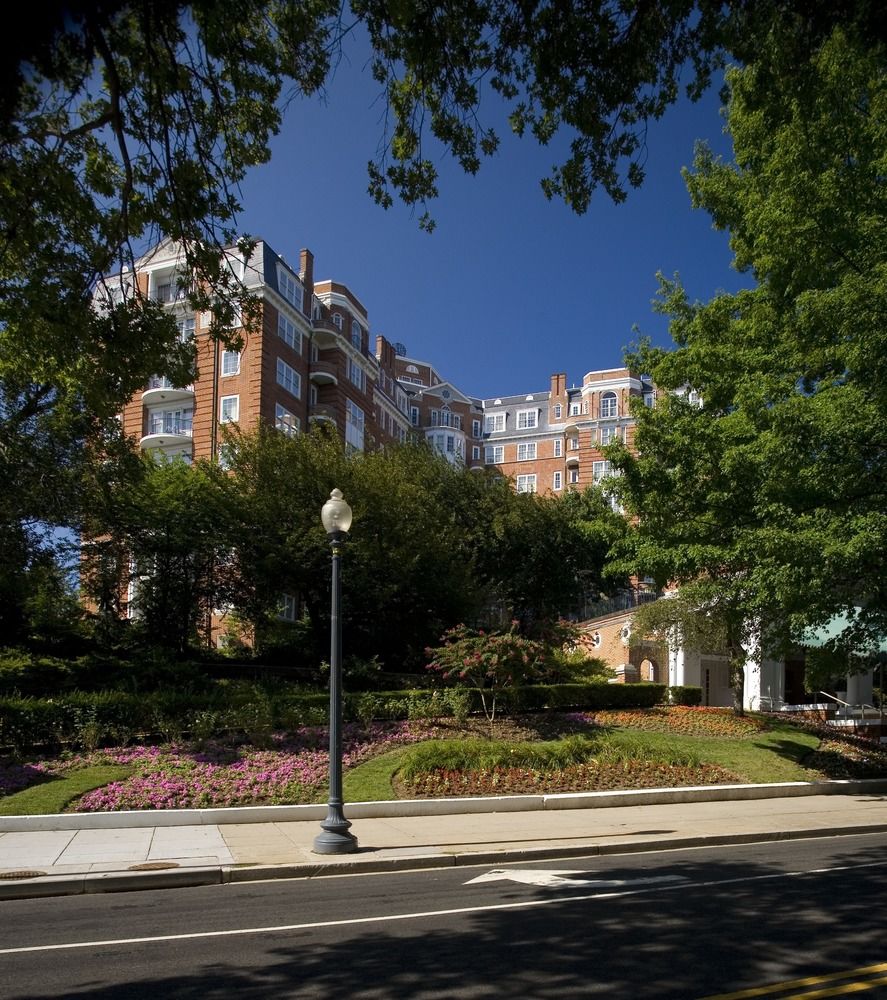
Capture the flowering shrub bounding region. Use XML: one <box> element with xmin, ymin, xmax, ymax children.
<box><xmin>575</xmin><ymin>706</ymin><xmax>768</xmax><ymax>739</ymax></box>
<box><xmin>426</xmin><ymin>622</ymin><xmax>547</xmax><ymax>723</ymax></box>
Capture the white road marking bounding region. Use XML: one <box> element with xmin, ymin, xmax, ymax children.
<box><xmin>1</xmin><ymin>859</ymin><xmax>885</xmax><ymax>957</ymax></box>
<box><xmin>463</xmin><ymin>868</ymin><xmax>687</xmax><ymax>888</ymax></box>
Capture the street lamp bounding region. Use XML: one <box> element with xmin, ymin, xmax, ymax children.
<box><xmin>313</xmin><ymin>488</ymin><xmax>359</xmax><ymax>855</ymax></box>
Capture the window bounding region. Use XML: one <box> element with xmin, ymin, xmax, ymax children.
<box><xmin>569</xmin><ymin>468</ymin><xmax>579</xmax><ymax>484</ymax></box>
<box><xmin>277</xmin><ymin>266</ymin><xmax>303</xmax><ymax>311</ymax></box>
<box><xmin>517</xmin><ymin>442</ymin><xmax>537</xmax><ymax>461</ymax></box>
<box><xmin>643</xmin><ymin>391</ymin><xmax>655</xmax><ymax>408</ymax></box>
<box><xmin>569</xmin><ymin>402</ymin><xmax>581</xmax><ymax>416</ymax></box>
<box><xmin>553</xmin><ymin>438</ymin><xmax>562</xmax><ymax>457</ymax></box>
<box><xmin>553</xmin><ymin>403</ymin><xmax>562</xmax><ymax>420</ymax></box>
<box><xmin>600</xmin><ymin>392</ymin><xmax>618</xmax><ymax>418</ymax></box>
<box><xmin>351</xmin><ymin>320</ymin><xmax>362</xmax><ymax>351</ymax></box>
<box><xmin>345</xmin><ymin>398</ymin><xmax>364</xmax><ymax>452</ymax></box>
<box><xmin>332</xmin><ymin>313</ymin><xmax>343</xmax><ymax>330</ymax></box>
<box><xmin>446</xmin><ymin>435</ymin><xmax>455</xmax><ymax>454</ymax></box>
<box><xmin>278</xmin><ymin>314</ymin><xmax>301</xmax><ymax>353</ymax></box>
<box><xmin>517</xmin><ymin>409</ymin><xmax>538</xmax><ymax>429</ymax></box>
<box><xmin>217</xmin><ymin>443</ymin><xmax>233</xmax><ymax>471</ymax></box>
<box><xmin>410</xmin><ymin>405</ymin><xmax>420</xmax><ymax>426</ymax></box>
<box><xmin>276</xmin><ymin>358</ymin><xmax>301</xmax><ymax>398</ymax></box>
<box><xmin>516</xmin><ymin>474</ymin><xmax>537</xmax><ymax>493</ymax></box>
<box><xmin>221</xmin><ymin>350</ymin><xmax>240</xmax><ymax>376</ymax></box>
<box><xmin>275</xmin><ymin>403</ymin><xmax>299</xmax><ymax>437</ymax></box>
<box><xmin>569</xmin><ymin>436</ymin><xmax>579</xmax><ymax>450</ymax></box>
<box><xmin>310</xmin><ymin>384</ymin><xmax>318</xmax><ymax>406</ymax></box>
<box><xmin>485</xmin><ymin>413</ymin><xmax>505</xmax><ymax>433</ymax></box>
<box><xmin>177</xmin><ymin>316</ymin><xmax>195</xmax><ymax>341</ymax></box>
<box><xmin>593</xmin><ymin>460</ymin><xmax>611</xmax><ymax>483</ymax></box>
<box><xmin>472</xmin><ymin>446</ymin><xmax>480</xmax><ymax>461</ymax></box>
<box><xmin>279</xmin><ymin>594</ymin><xmax>298</xmax><ymax>622</ymax></box>
<box><xmin>485</xmin><ymin>445</ymin><xmax>504</xmax><ymax>464</ymax></box>
<box><xmin>348</xmin><ymin>359</ymin><xmax>365</xmax><ymax>391</ymax></box>
<box><xmin>149</xmin><ymin>407</ymin><xmax>193</xmax><ymax>436</ymax></box>
<box><xmin>600</xmin><ymin>425</ymin><xmax>618</xmax><ymax>446</ymax></box>
<box><xmin>472</xmin><ymin>419</ymin><xmax>481</xmax><ymax>437</ymax></box>
<box><xmin>553</xmin><ymin>471</ymin><xmax>563</xmax><ymax>491</ymax></box>
<box><xmin>220</xmin><ymin>395</ymin><xmax>239</xmax><ymax>423</ymax></box>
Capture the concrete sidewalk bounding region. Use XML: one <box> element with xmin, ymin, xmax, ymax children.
<box><xmin>2</xmin><ymin>780</ymin><xmax>887</xmax><ymax>900</ymax></box>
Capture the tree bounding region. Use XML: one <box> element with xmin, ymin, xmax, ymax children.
<box><xmin>4</xmin><ymin>2</ymin><xmax>884</xmax><ymax>614</ymax></box>
<box><xmin>612</xmin><ymin>28</ymin><xmax>887</xmax><ymax>697</ymax></box>
<box><xmin>82</xmin><ymin>456</ymin><xmax>237</xmax><ymax>654</ymax></box>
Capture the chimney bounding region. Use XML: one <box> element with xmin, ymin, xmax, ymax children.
<box><xmin>299</xmin><ymin>248</ymin><xmax>314</xmax><ymax>306</ymax></box>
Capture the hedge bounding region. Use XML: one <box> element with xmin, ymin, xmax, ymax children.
<box><xmin>1</xmin><ymin>682</ymin><xmax>673</xmax><ymax>753</ymax></box>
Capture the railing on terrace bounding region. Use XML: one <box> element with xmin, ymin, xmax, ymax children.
<box><xmin>576</xmin><ymin>589</ymin><xmax>660</xmax><ymax>622</ymax></box>
<box><xmin>818</xmin><ymin>690</ymin><xmax>884</xmax><ymax>725</ymax></box>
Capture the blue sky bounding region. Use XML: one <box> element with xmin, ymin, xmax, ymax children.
<box><xmin>239</xmin><ymin>50</ymin><xmax>752</xmax><ymax>400</ymax></box>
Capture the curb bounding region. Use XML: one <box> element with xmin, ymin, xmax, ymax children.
<box><xmin>4</xmin><ymin>819</ymin><xmax>887</xmax><ymax>900</ymax></box>
<box><xmin>3</xmin><ymin>778</ymin><xmax>887</xmax><ymax>833</ymax></box>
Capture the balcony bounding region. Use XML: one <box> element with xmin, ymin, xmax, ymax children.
<box><xmin>311</xmin><ymin>316</ymin><xmax>342</xmax><ymax>348</ymax></box>
<box><xmin>142</xmin><ymin>377</ymin><xmax>195</xmax><ymax>407</ymax></box>
<box><xmin>309</xmin><ymin>360</ymin><xmax>338</xmax><ymax>386</ymax></box>
<box><xmin>308</xmin><ymin>403</ymin><xmax>337</xmax><ymax>427</ymax></box>
<box><xmin>140</xmin><ymin>423</ymin><xmax>193</xmax><ymax>451</ymax></box>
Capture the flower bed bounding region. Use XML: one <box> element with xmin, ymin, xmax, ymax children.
<box><xmin>6</xmin><ymin>721</ymin><xmax>439</xmax><ymax>812</ymax></box>
<box><xmin>397</xmin><ymin>760</ymin><xmax>738</xmax><ymax>798</ymax></box>
<box><xmin>578</xmin><ymin>706</ymin><xmax>768</xmax><ymax>739</ymax></box>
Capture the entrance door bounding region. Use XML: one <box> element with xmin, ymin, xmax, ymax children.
<box><xmin>701</xmin><ymin>660</ymin><xmax>732</xmax><ymax>707</ymax></box>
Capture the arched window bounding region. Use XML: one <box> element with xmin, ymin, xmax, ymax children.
<box><xmin>600</xmin><ymin>391</ymin><xmax>618</xmax><ymax>418</ymax></box>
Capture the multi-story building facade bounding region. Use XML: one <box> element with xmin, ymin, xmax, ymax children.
<box><xmin>118</xmin><ymin>238</ymin><xmax>413</xmax><ymax>467</ymax></box>
<box><xmin>479</xmin><ymin>370</ymin><xmax>655</xmax><ymax>496</ymax></box>
<box><xmin>115</xmin><ymin>239</ymin><xmax>654</xmax><ymax>501</ymax></box>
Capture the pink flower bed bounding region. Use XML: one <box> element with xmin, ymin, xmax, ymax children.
<box><xmin>72</xmin><ymin>721</ymin><xmax>437</xmax><ymax>812</ymax></box>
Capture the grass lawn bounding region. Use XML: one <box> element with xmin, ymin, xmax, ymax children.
<box><xmin>0</xmin><ymin>766</ymin><xmax>133</xmax><ymax>816</ymax></box>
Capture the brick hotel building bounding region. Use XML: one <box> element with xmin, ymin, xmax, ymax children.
<box><xmin>118</xmin><ymin>239</ymin><xmax>655</xmax><ymax>499</ymax></box>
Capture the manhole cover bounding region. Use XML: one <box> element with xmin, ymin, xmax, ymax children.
<box><xmin>0</xmin><ymin>870</ymin><xmax>47</xmax><ymax>880</ymax></box>
<box><xmin>127</xmin><ymin>862</ymin><xmax>181</xmax><ymax>872</ymax></box>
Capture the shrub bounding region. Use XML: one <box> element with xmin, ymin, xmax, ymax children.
<box><xmin>668</xmin><ymin>685</ymin><xmax>703</xmax><ymax>706</ymax></box>
<box><xmin>426</xmin><ymin>622</ymin><xmax>547</xmax><ymax>724</ymax></box>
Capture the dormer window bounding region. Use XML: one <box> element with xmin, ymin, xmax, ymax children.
<box><xmin>277</xmin><ymin>265</ymin><xmax>303</xmax><ymax>312</ymax></box>
<box><xmin>517</xmin><ymin>409</ymin><xmax>538</xmax><ymax>429</ymax></box>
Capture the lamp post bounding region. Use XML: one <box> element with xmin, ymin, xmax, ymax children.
<box><xmin>313</xmin><ymin>488</ymin><xmax>358</xmax><ymax>855</ymax></box>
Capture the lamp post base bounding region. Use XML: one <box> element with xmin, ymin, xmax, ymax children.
<box><xmin>312</xmin><ymin>810</ymin><xmax>358</xmax><ymax>855</ymax></box>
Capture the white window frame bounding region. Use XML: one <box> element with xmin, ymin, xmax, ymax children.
<box><xmin>553</xmin><ymin>471</ymin><xmax>563</xmax><ymax>491</ymax></box>
<box><xmin>600</xmin><ymin>392</ymin><xmax>618</xmax><ymax>418</ymax></box>
<box><xmin>553</xmin><ymin>438</ymin><xmax>563</xmax><ymax>457</ymax></box>
<box><xmin>569</xmin><ymin>402</ymin><xmax>581</xmax><ymax>416</ymax></box>
<box><xmin>219</xmin><ymin>395</ymin><xmax>239</xmax><ymax>423</ymax></box>
<box><xmin>348</xmin><ymin>359</ymin><xmax>365</xmax><ymax>391</ymax></box>
<box><xmin>221</xmin><ymin>350</ymin><xmax>240</xmax><ymax>376</ymax></box>
<box><xmin>279</xmin><ymin>593</ymin><xmax>298</xmax><ymax>622</ymax></box>
<box><xmin>516</xmin><ymin>474</ymin><xmax>537</xmax><ymax>494</ymax></box>
<box><xmin>277</xmin><ymin>265</ymin><xmax>303</xmax><ymax>311</ymax></box>
<box><xmin>593</xmin><ymin>460</ymin><xmax>611</xmax><ymax>483</ymax></box>
<box><xmin>517</xmin><ymin>442</ymin><xmax>537</xmax><ymax>461</ymax></box>
<box><xmin>472</xmin><ymin>445</ymin><xmax>480</xmax><ymax>461</ymax></box>
<box><xmin>553</xmin><ymin>403</ymin><xmax>562</xmax><ymax>420</ymax></box>
<box><xmin>472</xmin><ymin>419</ymin><xmax>481</xmax><ymax>437</ymax></box>
<box><xmin>569</xmin><ymin>468</ymin><xmax>580</xmax><ymax>484</ymax></box>
<box><xmin>275</xmin><ymin>403</ymin><xmax>300</xmax><ymax>437</ymax></box>
<box><xmin>600</xmin><ymin>426</ymin><xmax>616</xmax><ymax>447</ymax></box>
<box><xmin>332</xmin><ymin>313</ymin><xmax>343</xmax><ymax>330</ymax></box>
<box><xmin>517</xmin><ymin>409</ymin><xmax>538</xmax><ymax>429</ymax></box>
<box><xmin>351</xmin><ymin>320</ymin><xmax>362</xmax><ymax>351</ymax></box>
<box><xmin>345</xmin><ymin>397</ymin><xmax>365</xmax><ymax>452</ymax></box>
<box><xmin>278</xmin><ymin>314</ymin><xmax>301</xmax><ymax>353</ymax></box>
<box><xmin>276</xmin><ymin>358</ymin><xmax>301</xmax><ymax>398</ymax></box>
<box><xmin>485</xmin><ymin>445</ymin><xmax>504</xmax><ymax>464</ymax></box>
<box><xmin>643</xmin><ymin>391</ymin><xmax>655</xmax><ymax>408</ymax></box>
<box><xmin>485</xmin><ymin>413</ymin><xmax>505</xmax><ymax>433</ymax></box>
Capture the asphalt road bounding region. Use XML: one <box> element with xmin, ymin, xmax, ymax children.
<box><xmin>2</xmin><ymin>832</ymin><xmax>887</xmax><ymax>999</ymax></box>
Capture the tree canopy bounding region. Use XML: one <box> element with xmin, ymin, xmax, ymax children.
<box><xmin>613</xmin><ymin>28</ymin><xmax>886</xmax><ymax>680</ymax></box>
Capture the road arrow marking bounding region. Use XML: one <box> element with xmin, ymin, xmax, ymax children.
<box><xmin>464</xmin><ymin>868</ymin><xmax>687</xmax><ymax>889</ymax></box>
